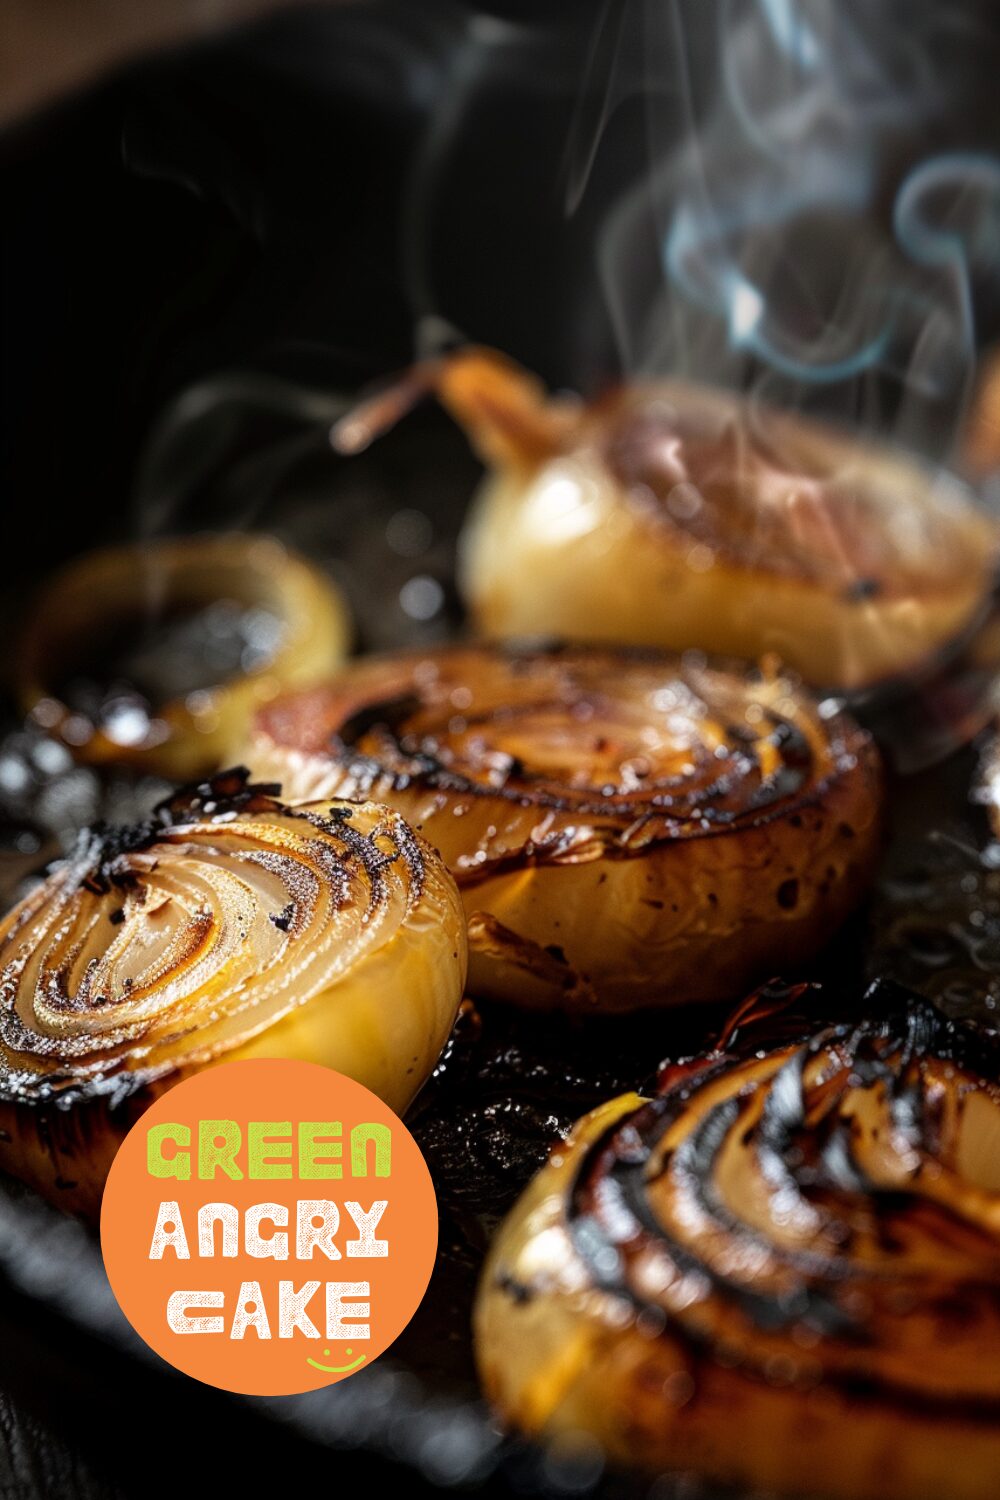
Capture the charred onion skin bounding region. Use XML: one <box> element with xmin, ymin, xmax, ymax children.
<box><xmin>0</xmin><ymin>769</ymin><xmax>466</xmax><ymax>1219</ymax></box>
<box><xmin>335</xmin><ymin>348</ymin><xmax>998</xmax><ymax>693</ymax></box>
<box><xmin>476</xmin><ymin>981</ymin><xmax>1000</xmax><ymax>1500</ymax></box>
<box><xmin>250</xmin><ymin>644</ymin><xmax>882</xmax><ymax>1013</ymax></box>
<box><xmin>19</xmin><ymin>534</ymin><xmax>350</xmax><ymax>778</ymax></box>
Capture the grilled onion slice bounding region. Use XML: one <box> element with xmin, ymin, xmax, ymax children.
<box><xmin>19</xmin><ymin>533</ymin><xmax>350</xmax><ymax>779</ymax></box>
<box><xmin>476</xmin><ymin>981</ymin><xmax>1000</xmax><ymax>1500</ymax></box>
<box><xmin>0</xmin><ymin>769</ymin><xmax>466</xmax><ymax>1219</ymax></box>
<box><xmin>334</xmin><ymin>349</ymin><xmax>997</xmax><ymax>692</ymax></box>
<box><xmin>249</xmin><ymin>644</ymin><xmax>881</xmax><ymax>1013</ymax></box>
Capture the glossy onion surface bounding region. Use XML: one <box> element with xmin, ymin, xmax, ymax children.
<box><xmin>476</xmin><ymin>981</ymin><xmax>1000</xmax><ymax>1500</ymax></box>
<box><xmin>336</xmin><ymin>348</ymin><xmax>999</xmax><ymax>693</ymax></box>
<box><xmin>251</xmin><ymin>644</ymin><xmax>881</xmax><ymax>1012</ymax></box>
<box><xmin>0</xmin><ymin>770</ymin><xmax>466</xmax><ymax>1218</ymax></box>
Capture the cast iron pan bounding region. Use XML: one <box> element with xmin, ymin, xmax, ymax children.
<box><xmin>0</xmin><ymin>407</ymin><xmax>994</xmax><ymax>1500</ymax></box>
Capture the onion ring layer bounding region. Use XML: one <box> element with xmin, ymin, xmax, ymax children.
<box><xmin>0</xmin><ymin>769</ymin><xmax>466</xmax><ymax>1218</ymax></box>
<box><xmin>250</xmin><ymin>644</ymin><xmax>881</xmax><ymax>1012</ymax></box>
<box><xmin>476</xmin><ymin>981</ymin><xmax>1000</xmax><ymax>1499</ymax></box>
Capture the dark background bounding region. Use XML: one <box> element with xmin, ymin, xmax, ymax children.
<box><xmin>4</xmin><ymin>0</ymin><xmax>1000</xmax><ymax>581</ymax></box>
<box><xmin>1</xmin><ymin>0</ymin><xmax>627</xmax><ymax>577</ymax></box>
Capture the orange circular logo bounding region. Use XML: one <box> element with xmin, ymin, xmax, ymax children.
<box><xmin>100</xmin><ymin>1059</ymin><xmax>437</xmax><ymax>1396</ymax></box>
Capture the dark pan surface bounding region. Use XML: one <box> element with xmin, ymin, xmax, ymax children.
<box><xmin>0</xmin><ymin>408</ymin><xmax>997</xmax><ymax>1498</ymax></box>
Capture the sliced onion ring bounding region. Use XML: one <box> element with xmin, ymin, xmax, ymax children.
<box><xmin>334</xmin><ymin>349</ymin><xmax>998</xmax><ymax>693</ymax></box>
<box><xmin>476</xmin><ymin>979</ymin><xmax>1000</xmax><ymax>1500</ymax></box>
<box><xmin>18</xmin><ymin>533</ymin><xmax>351</xmax><ymax>778</ymax></box>
<box><xmin>0</xmin><ymin>769</ymin><xmax>466</xmax><ymax>1218</ymax></box>
<box><xmin>249</xmin><ymin>643</ymin><xmax>882</xmax><ymax>1013</ymax></box>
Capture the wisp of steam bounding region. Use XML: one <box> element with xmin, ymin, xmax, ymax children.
<box><xmin>121</xmin><ymin>0</ymin><xmax>1000</xmax><ymax>769</ymax></box>
<box><xmin>572</xmin><ymin>0</ymin><xmax>1000</xmax><ymax>461</ymax></box>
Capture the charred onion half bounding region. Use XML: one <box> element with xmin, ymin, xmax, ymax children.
<box><xmin>249</xmin><ymin>644</ymin><xmax>882</xmax><ymax>1013</ymax></box>
<box><xmin>476</xmin><ymin>981</ymin><xmax>1000</xmax><ymax>1500</ymax></box>
<box><xmin>334</xmin><ymin>349</ymin><xmax>998</xmax><ymax>693</ymax></box>
<box><xmin>19</xmin><ymin>533</ymin><xmax>350</xmax><ymax>779</ymax></box>
<box><xmin>0</xmin><ymin>769</ymin><xmax>465</xmax><ymax>1219</ymax></box>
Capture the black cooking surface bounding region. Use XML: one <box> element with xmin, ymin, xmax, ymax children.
<box><xmin>0</xmin><ymin>748</ymin><xmax>991</xmax><ymax>1500</ymax></box>
<box><xmin>0</xmin><ymin>402</ymin><xmax>997</xmax><ymax>1499</ymax></box>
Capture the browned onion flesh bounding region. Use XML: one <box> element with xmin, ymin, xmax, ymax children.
<box><xmin>476</xmin><ymin>980</ymin><xmax>1000</xmax><ymax>1500</ymax></box>
<box><xmin>249</xmin><ymin>643</ymin><xmax>882</xmax><ymax>1012</ymax></box>
<box><xmin>0</xmin><ymin>769</ymin><xmax>466</xmax><ymax>1218</ymax></box>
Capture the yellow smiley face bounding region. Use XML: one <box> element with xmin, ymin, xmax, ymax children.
<box><xmin>306</xmin><ymin>1346</ymin><xmax>367</xmax><ymax>1374</ymax></box>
